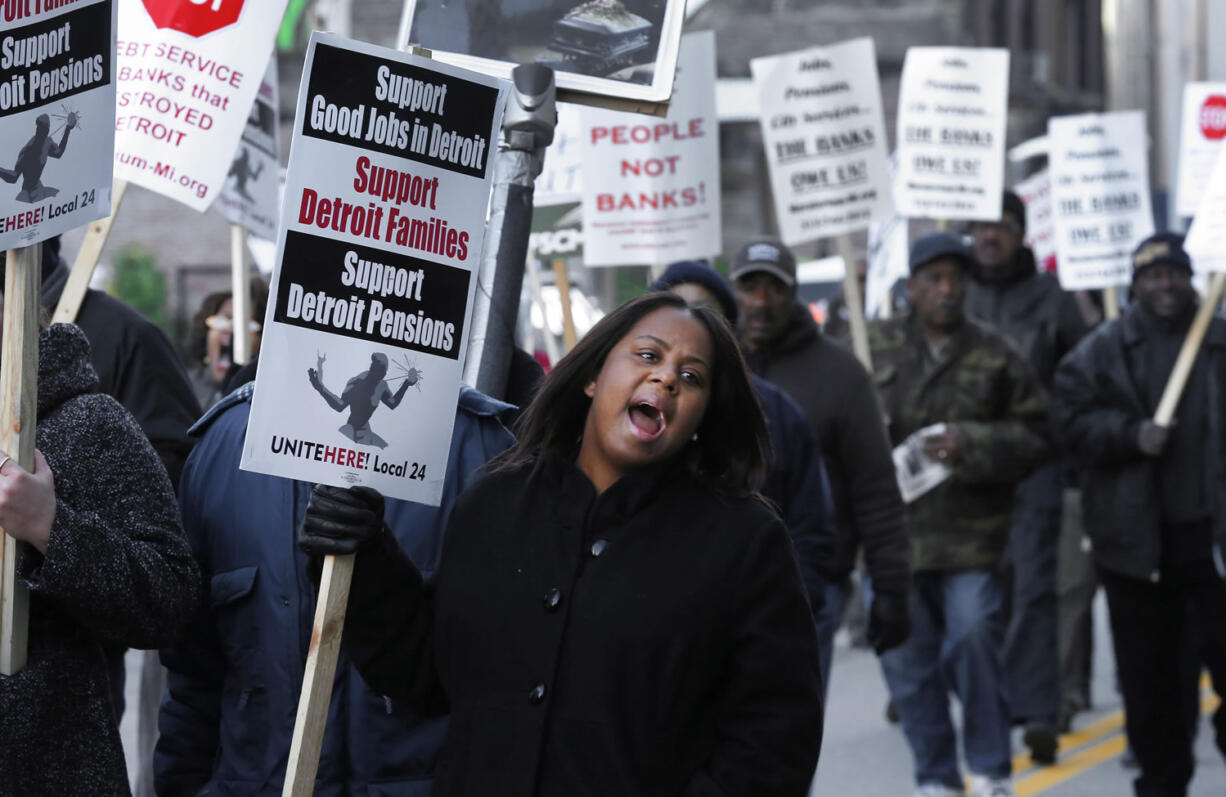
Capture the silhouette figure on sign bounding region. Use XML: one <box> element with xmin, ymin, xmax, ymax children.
<box><xmin>227</xmin><ymin>146</ymin><xmax>263</xmax><ymax>203</ymax></box>
<box><xmin>308</xmin><ymin>350</ymin><xmax>422</xmax><ymax>449</ymax></box>
<box><xmin>0</xmin><ymin>111</ymin><xmax>78</xmax><ymax>203</ymax></box>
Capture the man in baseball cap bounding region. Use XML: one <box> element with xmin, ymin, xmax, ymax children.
<box><xmin>729</xmin><ymin>236</ymin><xmax>912</xmax><ymax>709</ymax></box>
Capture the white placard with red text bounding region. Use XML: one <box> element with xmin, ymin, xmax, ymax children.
<box><xmin>1176</xmin><ymin>83</ymin><xmax>1226</xmax><ymax>218</ymax></box>
<box><xmin>751</xmin><ymin>37</ymin><xmax>894</xmax><ymax>245</ymax></box>
<box><xmin>579</xmin><ymin>31</ymin><xmax>719</xmax><ymax>267</ymax></box>
<box><xmin>0</xmin><ymin>0</ymin><xmax>115</xmax><ymax>250</ymax></box>
<box><xmin>1013</xmin><ymin>169</ymin><xmax>1056</xmax><ymax>273</ymax></box>
<box><xmin>1048</xmin><ymin>111</ymin><xmax>1154</xmax><ymax>290</ymax></box>
<box><xmin>213</xmin><ymin>57</ymin><xmax>278</xmax><ymax>239</ymax></box>
<box><xmin>894</xmin><ymin>47</ymin><xmax>1009</xmax><ymax>222</ymax></box>
<box><xmin>113</xmin><ymin>0</ymin><xmax>286</xmax><ymax>211</ymax></box>
<box><xmin>241</xmin><ymin>33</ymin><xmax>507</xmax><ymax>505</ymax></box>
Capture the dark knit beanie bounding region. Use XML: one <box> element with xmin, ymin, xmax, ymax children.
<box><xmin>649</xmin><ymin>260</ymin><xmax>739</xmax><ymax>325</ymax></box>
<box><xmin>1002</xmin><ymin>190</ymin><xmax>1026</xmax><ymax>236</ymax></box>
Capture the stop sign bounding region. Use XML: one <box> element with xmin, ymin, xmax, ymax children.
<box><xmin>1200</xmin><ymin>94</ymin><xmax>1226</xmax><ymax>141</ymax></box>
<box><xmin>141</xmin><ymin>0</ymin><xmax>244</xmax><ymax>38</ymax></box>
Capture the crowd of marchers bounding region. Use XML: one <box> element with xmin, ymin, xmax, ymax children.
<box><xmin>0</xmin><ymin>190</ymin><xmax>1224</xmax><ymax>797</ymax></box>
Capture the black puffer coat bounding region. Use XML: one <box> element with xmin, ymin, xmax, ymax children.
<box><xmin>0</xmin><ymin>324</ymin><xmax>201</xmax><ymax>796</ymax></box>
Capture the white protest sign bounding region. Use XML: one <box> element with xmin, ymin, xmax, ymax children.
<box><xmin>1183</xmin><ymin>146</ymin><xmax>1226</xmax><ymax>273</ymax></box>
<box><xmin>750</xmin><ymin>37</ymin><xmax>893</xmax><ymax>245</ymax></box>
<box><xmin>241</xmin><ymin>33</ymin><xmax>508</xmax><ymax>505</ymax></box>
<box><xmin>535</xmin><ymin>103</ymin><xmax>582</xmax><ymax>203</ymax></box>
<box><xmin>865</xmin><ymin>215</ymin><xmax>908</xmax><ymax>319</ymax></box>
<box><xmin>579</xmin><ymin>31</ymin><xmax>719</xmax><ymax>266</ymax></box>
<box><xmin>1175</xmin><ymin>83</ymin><xmax>1226</xmax><ymax>218</ymax></box>
<box><xmin>895</xmin><ymin>47</ymin><xmax>1009</xmax><ymax>221</ymax></box>
<box><xmin>1049</xmin><ymin>111</ymin><xmax>1154</xmax><ymax>290</ymax></box>
<box><xmin>113</xmin><ymin>0</ymin><xmax>287</xmax><ymax>211</ymax></box>
<box><xmin>1014</xmin><ymin>168</ymin><xmax>1056</xmax><ymax>273</ymax></box>
<box><xmin>214</xmin><ymin>57</ymin><xmax>278</xmax><ymax>239</ymax></box>
<box><xmin>0</xmin><ymin>1</ymin><xmax>115</xmax><ymax>250</ymax></box>
<box><xmin>893</xmin><ymin>423</ymin><xmax>952</xmax><ymax>504</ymax></box>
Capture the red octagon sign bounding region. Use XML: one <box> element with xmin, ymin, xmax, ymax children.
<box><xmin>142</xmin><ymin>0</ymin><xmax>244</xmax><ymax>38</ymax></box>
<box><xmin>1200</xmin><ymin>94</ymin><xmax>1226</xmax><ymax>141</ymax></box>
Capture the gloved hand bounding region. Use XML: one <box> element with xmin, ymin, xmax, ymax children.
<box><xmin>1137</xmin><ymin>420</ymin><xmax>1171</xmax><ymax>457</ymax></box>
<box><xmin>867</xmin><ymin>590</ymin><xmax>911</xmax><ymax>655</ymax></box>
<box><xmin>297</xmin><ymin>484</ymin><xmax>387</xmax><ymax>557</ymax></box>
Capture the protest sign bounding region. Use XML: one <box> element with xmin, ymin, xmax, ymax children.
<box><xmin>0</xmin><ymin>0</ymin><xmax>115</xmax><ymax>250</ymax></box>
<box><xmin>1176</xmin><ymin>83</ymin><xmax>1226</xmax><ymax>218</ymax></box>
<box><xmin>535</xmin><ymin>103</ymin><xmax>582</xmax><ymax>203</ymax></box>
<box><xmin>751</xmin><ymin>37</ymin><xmax>893</xmax><ymax>245</ymax></box>
<box><xmin>399</xmin><ymin>0</ymin><xmax>685</xmax><ymax>104</ymax></box>
<box><xmin>894</xmin><ymin>47</ymin><xmax>1009</xmax><ymax>222</ymax></box>
<box><xmin>579</xmin><ymin>30</ymin><xmax>719</xmax><ymax>266</ymax></box>
<box><xmin>1183</xmin><ymin>146</ymin><xmax>1226</xmax><ymax>274</ymax></box>
<box><xmin>893</xmin><ymin>423</ymin><xmax>952</xmax><ymax>504</ymax></box>
<box><xmin>214</xmin><ymin>57</ymin><xmax>278</xmax><ymax>240</ymax></box>
<box><xmin>1013</xmin><ymin>168</ymin><xmax>1056</xmax><ymax>272</ymax></box>
<box><xmin>241</xmin><ymin>33</ymin><xmax>508</xmax><ymax>506</ymax></box>
<box><xmin>865</xmin><ymin>214</ymin><xmax>908</xmax><ymax>319</ymax></box>
<box><xmin>113</xmin><ymin>0</ymin><xmax>286</xmax><ymax>211</ymax></box>
<box><xmin>1048</xmin><ymin>111</ymin><xmax>1154</xmax><ymax>291</ymax></box>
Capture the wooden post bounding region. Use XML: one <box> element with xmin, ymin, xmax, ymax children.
<box><xmin>283</xmin><ymin>553</ymin><xmax>356</xmax><ymax>796</ymax></box>
<box><xmin>0</xmin><ymin>245</ymin><xmax>42</xmax><ymax>675</ymax></box>
<box><xmin>551</xmin><ymin>258</ymin><xmax>578</xmax><ymax>352</ymax></box>
<box><xmin>836</xmin><ymin>234</ymin><xmax>873</xmax><ymax>371</ymax></box>
<box><xmin>284</xmin><ymin>40</ymin><xmax>434</xmax><ymax>796</ymax></box>
<box><xmin>230</xmin><ymin>224</ymin><xmax>252</xmax><ymax>365</ymax></box>
<box><xmin>1153</xmin><ymin>272</ymin><xmax>1226</xmax><ymax>426</ymax></box>
<box><xmin>52</xmin><ymin>179</ymin><xmax>128</xmax><ymax>324</ymax></box>
<box><xmin>1103</xmin><ymin>285</ymin><xmax>1121</xmax><ymax>320</ymax></box>
<box><xmin>526</xmin><ymin>255</ymin><xmax>560</xmax><ymax>366</ymax></box>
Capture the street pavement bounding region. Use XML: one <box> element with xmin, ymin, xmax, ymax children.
<box><xmin>812</xmin><ymin>593</ymin><xmax>1225</xmax><ymax>796</ymax></box>
<box><xmin>120</xmin><ymin>595</ymin><xmax>1223</xmax><ymax>795</ymax></box>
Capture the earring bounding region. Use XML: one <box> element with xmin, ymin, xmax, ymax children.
<box><xmin>691</xmin><ymin>432</ymin><xmax>699</xmax><ymax>441</ymax></box>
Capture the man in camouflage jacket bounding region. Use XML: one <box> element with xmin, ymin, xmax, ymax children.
<box><xmin>868</xmin><ymin>232</ymin><xmax>1050</xmax><ymax>797</ymax></box>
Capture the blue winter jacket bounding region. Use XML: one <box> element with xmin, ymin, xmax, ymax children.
<box><xmin>154</xmin><ymin>383</ymin><xmax>515</xmax><ymax>796</ymax></box>
<box><xmin>753</xmin><ymin>374</ymin><xmax>836</xmax><ymax>616</ymax></box>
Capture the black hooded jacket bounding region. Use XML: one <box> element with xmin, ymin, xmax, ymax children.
<box><xmin>741</xmin><ymin>303</ymin><xmax>909</xmax><ymax>595</ymax></box>
<box><xmin>965</xmin><ymin>245</ymin><xmax>1090</xmax><ymax>390</ymax></box>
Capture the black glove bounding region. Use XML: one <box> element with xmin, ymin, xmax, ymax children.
<box><xmin>867</xmin><ymin>590</ymin><xmax>911</xmax><ymax>655</ymax></box>
<box><xmin>1137</xmin><ymin>420</ymin><xmax>1171</xmax><ymax>457</ymax></box>
<box><xmin>298</xmin><ymin>484</ymin><xmax>387</xmax><ymax>557</ymax></box>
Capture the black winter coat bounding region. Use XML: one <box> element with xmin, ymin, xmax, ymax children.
<box><xmin>0</xmin><ymin>324</ymin><xmax>201</xmax><ymax>796</ymax></box>
<box><xmin>344</xmin><ymin>455</ymin><xmax>824</xmax><ymax>797</ymax></box>
<box><xmin>1051</xmin><ymin>307</ymin><xmax>1226</xmax><ymax>581</ymax></box>
<box><xmin>742</xmin><ymin>303</ymin><xmax>909</xmax><ymax>594</ymax></box>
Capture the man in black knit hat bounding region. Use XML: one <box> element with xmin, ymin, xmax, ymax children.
<box><xmin>966</xmin><ymin>191</ymin><xmax>1091</xmax><ymax>763</ymax></box>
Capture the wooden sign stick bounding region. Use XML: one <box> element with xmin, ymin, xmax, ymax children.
<box><xmin>1102</xmin><ymin>285</ymin><xmax>1121</xmax><ymax>320</ymax></box>
<box><xmin>836</xmin><ymin>234</ymin><xmax>872</xmax><ymax>371</ymax></box>
<box><xmin>52</xmin><ymin>179</ymin><xmax>129</xmax><ymax>324</ymax></box>
<box><xmin>0</xmin><ymin>245</ymin><xmax>42</xmax><ymax>675</ymax></box>
<box><xmin>283</xmin><ymin>553</ymin><xmax>355</xmax><ymax>795</ymax></box>
<box><xmin>1153</xmin><ymin>272</ymin><xmax>1226</xmax><ymax>427</ymax></box>
<box><xmin>230</xmin><ymin>224</ymin><xmax>252</xmax><ymax>365</ymax></box>
<box><xmin>552</xmin><ymin>258</ymin><xmax>578</xmax><ymax>352</ymax></box>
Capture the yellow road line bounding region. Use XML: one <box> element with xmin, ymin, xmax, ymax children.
<box><xmin>1015</xmin><ymin>687</ymin><xmax>1221</xmax><ymax>795</ymax></box>
<box><xmin>1015</xmin><ymin>733</ymin><xmax>1127</xmax><ymax>796</ymax></box>
<box><xmin>1011</xmin><ymin>710</ymin><xmax>1126</xmax><ymax>776</ymax></box>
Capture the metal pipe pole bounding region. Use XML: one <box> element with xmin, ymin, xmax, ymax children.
<box><xmin>464</xmin><ymin>64</ymin><xmax>557</xmax><ymax>399</ymax></box>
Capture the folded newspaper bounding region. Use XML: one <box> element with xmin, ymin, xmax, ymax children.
<box><xmin>892</xmin><ymin>423</ymin><xmax>952</xmax><ymax>503</ymax></box>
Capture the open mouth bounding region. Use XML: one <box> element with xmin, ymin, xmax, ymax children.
<box><xmin>628</xmin><ymin>400</ymin><xmax>666</xmax><ymax>441</ymax></box>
